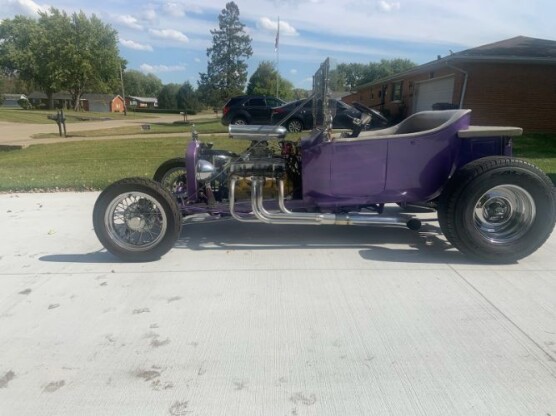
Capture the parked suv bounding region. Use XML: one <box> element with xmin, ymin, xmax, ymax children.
<box><xmin>221</xmin><ymin>95</ymin><xmax>286</xmax><ymax>126</ymax></box>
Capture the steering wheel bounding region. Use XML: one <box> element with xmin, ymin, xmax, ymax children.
<box><xmin>351</xmin><ymin>102</ymin><xmax>389</xmax><ymax>125</ymax></box>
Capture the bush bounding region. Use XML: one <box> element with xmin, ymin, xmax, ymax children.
<box><xmin>18</xmin><ymin>98</ymin><xmax>31</xmax><ymax>110</ymax></box>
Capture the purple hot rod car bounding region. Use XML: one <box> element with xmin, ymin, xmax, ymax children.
<box><xmin>92</xmin><ymin>59</ymin><xmax>555</xmax><ymax>262</ymax></box>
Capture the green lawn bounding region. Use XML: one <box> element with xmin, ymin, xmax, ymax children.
<box><xmin>0</xmin><ymin>132</ymin><xmax>554</xmax><ymax>192</ymax></box>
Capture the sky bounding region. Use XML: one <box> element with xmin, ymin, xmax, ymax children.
<box><xmin>1</xmin><ymin>0</ymin><xmax>555</xmax><ymax>89</ymax></box>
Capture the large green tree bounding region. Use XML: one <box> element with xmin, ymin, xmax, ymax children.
<box><xmin>157</xmin><ymin>83</ymin><xmax>180</xmax><ymax>109</ymax></box>
<box><xmin>246</xmin><ymin>61</ymin><xmax>294</xmax><ymax>100</ymax></box>
<box><xmin>124</xmin><ymin>70</ymin><xmax>163</xmax><ymax>97</ymax></box>
<box><xmin>197</xmin><ymin>1</ymin><xmax>252</xmax><ymax>108</ymax></box>
<box><xmin>177</xmin><ymin>81</ymin><xmax>202</xmax><ymax>113</ymax></box>
<box><xmin>0</xmin><ymin>8</ymin><xmax>123</xmax><ymax>110</ymax></box>
<box><xmin>0</xmin><ymin>16</ymin><xmax>54</xmax><ymax>101</ymax></box>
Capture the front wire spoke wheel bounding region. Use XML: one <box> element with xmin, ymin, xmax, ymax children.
<box><xmin>105</xmin><ymin>192</ymin><xmax>168</xmax><ymax>251</ymax></box>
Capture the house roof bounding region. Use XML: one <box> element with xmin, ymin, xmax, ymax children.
<box><xmin>355</xmin><ymin>36</ymin><xmax>556</xmax><ymax>90</ymax></box>
<box><xmin>128</xmin><ymin>96</ymin><xmax>158</xmax><ymax>103</ymax></box>
<box><xmin>1</xmin><ymin>93</ymin><xmax>28</xmax><ymax>100</ymax></box>
<box><xmin>28</xmin><ymin>91</ymin><xmax>72</xmax><ymax>100</ymax></box>
<box><xmin>455</xmin><ymin>36</ymin><xmax>556</xmax><ymax>60</ymax></box>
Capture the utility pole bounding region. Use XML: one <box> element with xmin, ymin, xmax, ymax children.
<box><xmin>120</xmin><ymin>64</ymin><xmax>127</xmax><ymax>116</ymax></box>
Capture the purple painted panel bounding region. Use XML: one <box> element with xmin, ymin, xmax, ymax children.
<box><xmin>330</xmin><ymin>140</ymin><xmax>388</xmax><ymax>197</ymax></box>
<box><xmin>384</xmin><ymin>124</ymin><xmax>465</xmax><ymax>203</ymax></box>
<box><xmin>301</xmin><ymin>141</ymin><xmax>333</xmax><ymax>205</ymax></box>
<box><xmin>301</xmin><ymin>112</ymin><xmax>472</xmax><ymax>208</ymax></box>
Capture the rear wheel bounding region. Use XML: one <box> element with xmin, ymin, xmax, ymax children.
<box><xmin>438</xmin><ymin>157</ymin><xmax>555</xmax><ymax>263</ymax></box>
<box><xmin>232</xmin><ymin>117</ymin><xmax>247</xmax><ymax>125</ymax></box>
<box><xmin>93</xmin><ymin>177</ymin><xmax>182</xmax><ymax>262</ymax></box>
<box><xmin>286</xmin><ymin>118</ymin><xmax>304</xmax><ymax>133</ymax></box>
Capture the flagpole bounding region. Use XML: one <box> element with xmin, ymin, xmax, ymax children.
<box><xmin>275</xmin><ymin>17</ymin><xmax>280</xmax><ymax>98</ymax></box>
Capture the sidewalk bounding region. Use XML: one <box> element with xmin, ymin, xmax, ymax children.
<box><xmin>0</xmin><ymin>113</ymin><xmax>218</xmax><ymax>148</ymax></box>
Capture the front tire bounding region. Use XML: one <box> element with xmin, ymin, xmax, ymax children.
<box><xmin>93</xmin><ymin>177</ymin><xmax>182</xmax><ymax>262</ymax></box>
<box><xmin>153</xmin><ymin>157</ymin><xmax>187</xmax><ymax>196</ymax></box>
<box><xmin>438</xmin><ymin>157</ymin><xmax>555</xmax><ymax>263</ymax></box>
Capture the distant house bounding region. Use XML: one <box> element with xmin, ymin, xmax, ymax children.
<box><xmin>82</xmin><ymin>94</ymin><xmax>125</xmax><ymax>112</ymax></box>
<box><xmin>28</xmin><ymin>91</ymin><xmax>72</xmax><ymax>109</ymax></box>
<box><xmin>343</xmin><ymin>36</ymin><xmax>556</xmax><ymax>132</ymax></box>
<box><xmin>1</xmin><ymin>93</ymin><xmax>29</xmax><ymax>108</ymax></box>
<box><xmin>126</xmin><ymin>96</ymin><xmax>158</xmax><ymax>109</ymax></box>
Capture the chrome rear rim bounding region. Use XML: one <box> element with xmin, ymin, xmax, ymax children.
<box><xmin>473</xmin><ymin>185</ymin><xmax>535</xmax><ymax>244</ymax></box>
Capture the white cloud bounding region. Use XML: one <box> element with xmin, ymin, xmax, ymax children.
<box><xmin>113</xmin><ymin>15</ymin><xmax>143</xmax><ymax>30</ymax></box>
<box><xmin>162</xmin><ymin>2</ymin><xmax>186</xmax><ymax>17</ymax></box>
<box><xmin>142</xmin><ymin>8</ymin><xmax>157</xmax><ymax>22</ymax></box>
<box><xmin>120</xmin><ymin>39</ymin><xmax>154</xmax><ymax>52</ymax></box>
<box><xmin>377</xmin><ymin>0</ymin><xmax>401</xmax><ymax>12</ymax></box>
<box><xmin>194</xmin><ymin>57</ymin><xmax>201</xmax><ymax>63</ymax></box>
<box><xmin>149</xmin><ymin>29</ymin><xmax>189</xmax><ymax>43</ymax></box>
<box><xmin>290</xmin><ymin>69</ymin><xmax>298</xmax><ymax>74</ymax></box>
<box><xmin>139</xmin><ymin>63</ymin><xmax>187</xmax><ymax>73</ymax></box>
<box><xmin>258</xmin><ymin>17</ymin><xmax>298</xmax><ymax>36</ymax></box>
<box><xmin>1</xmin><ymin>0</ymin><xmax>49</xmax><ymax>18</ymax></box>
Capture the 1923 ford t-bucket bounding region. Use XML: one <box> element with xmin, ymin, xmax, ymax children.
<box><xmin>93</xmin><ymin>59</ymin><xmax>556</xmax><ymax>262</ymax></box>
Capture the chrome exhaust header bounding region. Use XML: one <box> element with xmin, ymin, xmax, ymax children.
<box><xmin>230</xmin><ymin>177</ymin><xmax>420</xmax><ymax>229</ymax></box>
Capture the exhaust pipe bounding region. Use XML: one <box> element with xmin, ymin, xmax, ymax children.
<box><xmin>250</xmin><ymin>178</ymin><xmax>421</xmax><ymax>229</ymax></box>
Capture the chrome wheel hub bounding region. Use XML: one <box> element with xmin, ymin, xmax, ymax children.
<box><xmin>473</xmin><ymin>185</ymin><xmax>535</xmax><ymax>244</ymax></box>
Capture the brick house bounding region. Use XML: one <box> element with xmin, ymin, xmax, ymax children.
<box><xmin>126</xmin><ymin>96</ymin><xmax>158</xmax><ymax>109</ymax></box>
<box><xmin>343</xmin><ymin>36</ymin><xmax>556</xmax><ymax>132</ymax></box>
<box><xmin>28</xmin><ymin>91</ymin><xmax>72</xmax><ymax>109</ymax></box>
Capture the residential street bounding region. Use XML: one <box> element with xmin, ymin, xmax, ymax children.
<box><xmin>1</xmin><ymin>192</ymin><xmax>555</xmax><ymax>415</ymax></box>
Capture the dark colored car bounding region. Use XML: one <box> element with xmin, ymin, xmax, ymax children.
<box><xmin>221</xmin><ymin>95</ymin><xmax>286</xmax><ymax>126</ymax></box>
<box><xmin>271</xmin><ymin>99</ymin><xmax>367</xmax><ymax>132</ymax></box>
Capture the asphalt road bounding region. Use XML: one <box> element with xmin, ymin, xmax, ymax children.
<box><xmin>1</xmin><ymin>192</ymin><xmax>555</xmax><ymax>416</ymax></box>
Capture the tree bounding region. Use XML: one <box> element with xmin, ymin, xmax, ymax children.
<box><xmin>246</xmin><ymin>61</ymin><xmax>295</xmax><ymax>100</ymax></box>
<box><xmin>157</xmin><ymin>83</ymin><xmax>180</xmax><ymax>109</ymax></box>
<box><xmin>51</xmin><ymin>10</ymin><xmax>122</xmax><ymax>110</ymax></box>
<box><xmin>124</xmin><ymin>70</ymin><xmax>163</xmax><ymax>97</ymax></box>
<box><xmin>177</xmin><ymin>81</ymin><xmax>202</xmax><ymax>114</ymax></box>
<box><xmin>0</xmin><ymin>16</ymin><xmax>55</xmax><ymax>104</ymax></box>
<box><xmin>0</xmin><ymin>8</ymin><xmax>123</xmax><ymax>110</ymax></box>
<box><xmin>329</xmin><ymin>59</ymin><xmax>417</xmax><ymax>91</ymax></box>
<box><xmin>197</xmin><ymin>2</ymin><xmax>252</xmax><ymax>108</ymax></box>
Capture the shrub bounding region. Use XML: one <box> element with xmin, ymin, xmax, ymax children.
<box><xmin>18</xmin><ymin>98</ymin><xmax>31</xmax><ymax>110</ymax></box>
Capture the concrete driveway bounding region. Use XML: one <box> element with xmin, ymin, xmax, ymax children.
<box><xmin>1</xmin><ymin>192</ymin><xmax>555</xmax><ymax>416</ymax></box>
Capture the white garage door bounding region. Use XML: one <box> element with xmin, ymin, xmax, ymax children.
<box><xmin>414</xmin><ymin>76</ymin><xmax>455</xmax><ymax>112</ymax></box>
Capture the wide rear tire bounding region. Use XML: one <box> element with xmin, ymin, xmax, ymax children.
<box><xmin>438</xmin><ymin>157</ymin><xmax>555</xmax><ymax>263</ymax></box>
<box><xmin>93</xmin><ymin>177</ymin><xmax>182</xmax><ymax>262</ymax></box>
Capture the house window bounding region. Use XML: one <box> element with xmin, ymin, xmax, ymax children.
<box><xmin>391</xmin><ymin>81</ymin><xmax>403</xmax><ymax>102</ymax></box>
